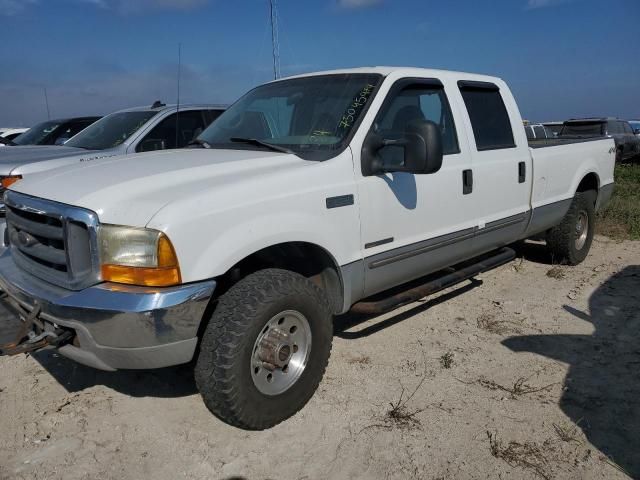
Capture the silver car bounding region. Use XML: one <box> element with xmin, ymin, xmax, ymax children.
<box><xmin>0</xmin><ymin>102</ymin><xmax>226</xmax><ymax>242</ymax></box>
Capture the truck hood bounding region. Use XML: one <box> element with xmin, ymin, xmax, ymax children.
<box><xmin>11</xmin><ymin>148</ymin><xmax>310</xmax><ymax>227</ymax></box>
<box><xmin>0</xmin><ymin>145</ymin><xmax>97</xmax><ymax>174</ymax></box>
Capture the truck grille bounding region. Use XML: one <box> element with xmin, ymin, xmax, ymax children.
<box><xmin>4</xmin><ymin>191</ymin><xmax>100</xmax><ymax>290</ymax></box>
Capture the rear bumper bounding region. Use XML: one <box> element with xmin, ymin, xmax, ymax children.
<box><xmin>0</xmin><ymin>250</ymin><xmax>215</xmax><ymax>370</ymax></box>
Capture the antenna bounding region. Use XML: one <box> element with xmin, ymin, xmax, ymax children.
<box><xmin>269</xmin><ymin>0</ymin><xmax>280</xmax><ymax>80</ymax></box>
<box><xmin>43</xmin><ymin>87</ymin><xmax>51</xmax><ymax>120</ymax></box>
<box><xmin>175</xmin><ymin>42</ymin><xmax>181</xmax><ymax>148</ymax></box>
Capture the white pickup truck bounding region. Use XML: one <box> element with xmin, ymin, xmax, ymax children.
<box><xmin>0</xmin><ymin>67</ymin><xmax>614</xmax><ymax>430</ymax></box>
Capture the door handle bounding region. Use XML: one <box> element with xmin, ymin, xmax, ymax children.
<box><xmin>462</xmin><ymin>169</ymin><xmax>473</xmax><ymax>195</ymax></box>
<box><xmin>518</xmin><ymin>161</ymin><xmax>526</xmax><ymax>183</ymax></box>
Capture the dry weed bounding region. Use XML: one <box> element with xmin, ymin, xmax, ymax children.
<box><xmin>487</xmin><ymin>431</ymin><xmax>552</xmax><ymax>479</ymax></box>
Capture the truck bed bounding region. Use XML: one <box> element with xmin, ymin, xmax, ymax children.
<box><xmin>528</xmin><ymin>136</ymin><xmax>615</xmax><ymax>212</ymax></box>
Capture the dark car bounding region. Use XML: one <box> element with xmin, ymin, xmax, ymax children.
<box><xmin>10</xmin><ymin>116</ymin><xmax>101</xmax><ymax>147</ymax></box>
<box><xmin>559</xmin><ymin>118</ymin><xmax>640</xmax><ymax>162</ymax></box>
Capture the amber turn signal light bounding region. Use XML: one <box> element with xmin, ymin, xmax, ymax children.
<box><xmin>101</xmin><ymin>264</ymin><xmax>181</xmax><ymax>287</ymax></box>
<box><xmin>1</xmin><ymin>175</ymin><xmax>22</xmax><ymax>189</ymax></box>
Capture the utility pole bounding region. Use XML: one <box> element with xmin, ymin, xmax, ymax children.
<box><xmin>269</xmin><ymin>0</ymin><xmax>280</xmax><ymax>80</ymax></box>
<box><xmin>175</xmin><ymin>42</ymin><xmax>182</xmax><ymax>148</ymax></box>
<box><xmin>43</xmin><ymin>87</ymin><xmax>51</xmax><ymax>120</ymax></box>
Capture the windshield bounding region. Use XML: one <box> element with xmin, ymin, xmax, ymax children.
<box><xmin>630</xmin><ymin>121</ymin><xmax>640</xmax><ymax>131</ymax></box>
<box><xmin>560</xmin><ymin>122</ymin><xmax>605</xmax><ymax>136</ymax></box>
<box><xmin>65</xmin><ymin>111</ymin><xmax>156</xmax><ymax>150</ymax></box>
<box><xmin>198</xmin><ymin>73</ymin><xmax>383</xmax><ymax>160</ymax></box>
<box><xmin>12</xmin><ymin>121</ymin><xmax>62</xmax><ymax>145</ymax></box>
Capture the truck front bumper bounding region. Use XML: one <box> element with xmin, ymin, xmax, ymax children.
<box><xmin>0</xmin><ymin>250</ymin><xmax>215</xmax><ymax>371</ymax></box>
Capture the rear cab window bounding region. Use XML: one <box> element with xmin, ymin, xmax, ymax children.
<box><xmin>524</xmin><ymin>126</ymin><xmax>534</xmax><ymax>140</ymax></box>
<box><xmin>560</xmin><ymin>122</ymin><xmax>605</xmax><ymax>136</ymax></box>
<box><xmin>458</xmin><ymin>81</ymin><xmax>515</xmax><ymax>151</ymax></box>
<box><xmin>533</xmin><ymin>126</ymin><xmax>546</xmax><ymax>139</ymax></box>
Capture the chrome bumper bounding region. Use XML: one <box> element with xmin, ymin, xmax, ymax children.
<box><xmin>0</xmin><ymin>249</ymin><xmax>215</xmax><ymax>370</ymax></box>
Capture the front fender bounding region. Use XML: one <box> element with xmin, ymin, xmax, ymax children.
<box><xmin>182</xmin><ymin>212</ymin><xmax>357</xmax><ymax>282</ymax></box>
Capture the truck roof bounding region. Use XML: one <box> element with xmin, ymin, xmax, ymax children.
<box><xmin>278</xmin><ymin>66</ymin><xmax>504</xmax><ymax>84</ymax></box>
<box><xmin>565</xmin><ymin>117</ymin><xmax>620</xmax><ymax>123</ymax></box>
<box><xmin>112</xmin><ymin>103</ymin><xmax>228</xmax><ymax>114</ymax></box>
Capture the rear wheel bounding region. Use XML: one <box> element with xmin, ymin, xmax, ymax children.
<box><xmin>194</xmin><ymin>268</ymin><xmax>333</xmax><ymax>430</ymax></box>
<box><xmin>546</xmin><ymin>192</ymin><xmax>595</xmax><ymax>265</ymax></box>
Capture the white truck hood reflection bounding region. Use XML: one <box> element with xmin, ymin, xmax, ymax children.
<box><xmin>11</xmin><ymin>148</ymin><xmax>307</xmax><ymax>227</ymax></box>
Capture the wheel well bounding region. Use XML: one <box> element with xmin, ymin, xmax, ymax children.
<box><xmin>214</xmin><ymin>242</ymin><xmax>344</xmax><ymax>314</ymax></box>
<box><xmin>576</xmin><ymin>173</ymin><xmax>599</xmax><ymax>205</ymax></box>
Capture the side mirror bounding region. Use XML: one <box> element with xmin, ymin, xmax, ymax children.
<box><xmin>362</xmin><ymin>119</ymin><xmax>443</xmax><ymax>176</ymax></box>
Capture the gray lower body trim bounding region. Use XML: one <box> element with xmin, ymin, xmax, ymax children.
<box><xmin>339</xmin><ymin>260</ymin><xmax>364</xmax><ymax>314</ymax></box>
<box><xmin>522</xmin><ymin>198</ymin><xmax>573</xmax><ymax>238</ymax></box>
<box><xmin>360</xmin><ymin>212</ymin><xmax>529</xmax><ymax>298</ymax></box>
<box><xmin>596</xmin><ymin>182</ymin><xmax>614</xmax><ymax>212</ymax></box>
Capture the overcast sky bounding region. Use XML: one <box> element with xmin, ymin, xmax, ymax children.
<box><xmin>1</xmin><ymin>0</ymin><xmax>638</xmax><ymax>126</ymax></box>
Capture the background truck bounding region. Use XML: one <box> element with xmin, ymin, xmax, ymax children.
<box><xmin>0</xmin><ymin>67</ymin><xmax>615</xmax><ymax>430</ymax></box>
<box><xmin>559</xmin><ymin>117</ymin><xmax>640</xmax><ymax>162</ymax></box>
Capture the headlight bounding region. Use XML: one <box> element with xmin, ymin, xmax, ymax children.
<box><xmin>99</xmin><ymin>224</ymin><xmax>181</xmax><ymax>287</ymax></box>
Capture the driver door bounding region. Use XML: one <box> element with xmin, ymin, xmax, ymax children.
<box><xmin>355</xmin><ymin>78</ymin><xmax>478</xmax><ymax>297</ymax></box>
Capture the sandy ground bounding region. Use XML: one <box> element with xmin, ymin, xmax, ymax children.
<box><xmin>0</xmin><ymin>236</ymin><xmax>638</xmax><ymax>480</ymax></box>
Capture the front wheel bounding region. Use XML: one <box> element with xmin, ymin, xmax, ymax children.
<box><xmin>194</xmin><ymin>268</ymin><xmax>333</xmax><ymax>430</ymax></box>
<box><xmin>546</xmin><ymin>192</ymin><xmax>595</xmax><ymax>265</ymax></box>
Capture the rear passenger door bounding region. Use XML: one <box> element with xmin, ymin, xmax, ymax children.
<box><xmin>455</xmin><ymin>81</ymin><xmax>531</xmax><ymax>252</ymax></box>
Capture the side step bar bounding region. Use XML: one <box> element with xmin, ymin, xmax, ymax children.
<box><xmin>350</xmin><ymin>247</ymin><xmax>516</xmax><ymax>315</ymax></box>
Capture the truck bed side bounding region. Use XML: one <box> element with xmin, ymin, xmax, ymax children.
<box><xmin>524</xmin><ymin>137</ymin><xmax>615</xmax><ymax>237</ymax></box>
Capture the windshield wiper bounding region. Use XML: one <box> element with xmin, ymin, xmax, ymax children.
<box><xmin>229</xmin><ymin>137</ymin><xmax>296</xmax><ymax>155</ymax></box>
<box><xmin>187</xmin><ymin>138</ymin><xmax>212</xmax><ymax>149</ymax></box>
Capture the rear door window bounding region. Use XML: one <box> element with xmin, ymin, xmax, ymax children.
<box><xmin>137</xmin><ymin>110</ymin><xmax>208</xmax><ymax>152</ymax></box>
<box><xmin>607</xmin><ymin>122</ymin><xmax>621</xmax><ymax>134</ymax></box>
<box><xmin>458</xmin><ymin>81</ymin><xmax>515</xmax><ymax>151</ymax></box>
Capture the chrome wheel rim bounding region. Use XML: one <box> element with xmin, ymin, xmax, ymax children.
<box><xmin>251</xmin><ymin>310</ymin><xmax>312</xmax><ymax>396</ymax></box>
<box><xmin>575</xmin><ymin>211</ymin><xmax>589</xmax><ymax>250</ymax></box>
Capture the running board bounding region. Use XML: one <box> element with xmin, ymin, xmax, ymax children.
<box><xmin>350</xmin><ymin>247</ymin><xmax>516</xmax><ymax>315</ymax></box>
